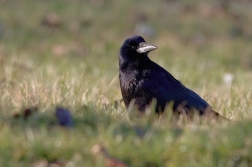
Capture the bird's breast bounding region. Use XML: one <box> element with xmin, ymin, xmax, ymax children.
<box><xmin>119</xmin><ymin>70</ymin><xmax>143</xmax><ymax>105</ymax></box>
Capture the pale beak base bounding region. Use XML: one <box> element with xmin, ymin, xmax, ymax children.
<box><xmin>136</xmin><ymin>42</ymin><xmax>157</xmax><ymax>54</ymax></box>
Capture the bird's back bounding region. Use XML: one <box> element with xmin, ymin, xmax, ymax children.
<box><xmin>147</xmin><ymin>60</ymin><xmax>209</xmax><ymax>112</ymax></box>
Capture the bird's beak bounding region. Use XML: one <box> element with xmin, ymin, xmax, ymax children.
<box><xmin>136</xmin><ymin>42</ymin><xmax>157</xmax><ymax>54</ymax></box>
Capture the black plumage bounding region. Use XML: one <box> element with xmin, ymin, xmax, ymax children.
<box><xmin>119</xmin><ymin>35</ymin><xmax>226</xmax><ymax>118</ymax></box>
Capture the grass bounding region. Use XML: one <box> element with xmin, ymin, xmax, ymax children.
<box><xmin>0</xmin><ymin>0</ymin><xmax>252</xmax><ymax>166</ymax></box>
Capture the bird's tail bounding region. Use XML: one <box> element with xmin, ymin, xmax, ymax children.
<box><xmin>210</xmin><ymin>109</ymin><xmax>230</xmax><ymax>121</ymax></box>
<box><xmin>203</xmin><ymin>105</ymin><xmax>229</xmax><ymax>121</ymax></box>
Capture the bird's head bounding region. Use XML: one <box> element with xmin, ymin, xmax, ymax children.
<box><xmin>120</xmin><ymin>36</ymin><xmax>157</xmax><ymax>57</ymax></box>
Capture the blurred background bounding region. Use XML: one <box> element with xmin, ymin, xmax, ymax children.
<box><xmin>1</xmin><ymin>0</ymin><xmax>252</xmax><ymax>71</ymax></box>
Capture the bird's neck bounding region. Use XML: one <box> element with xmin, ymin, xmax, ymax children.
<box><xmin>120</xmin><ymin>54</ymin><xmax>149</xmax><ymax>71</ymax></box>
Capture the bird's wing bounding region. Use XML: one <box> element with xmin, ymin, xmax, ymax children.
<box><xmin>138</xmin><ymin>72</ymin><xmax>208</xmax><ymax>111</ymax></box>
<box><xmin>138</xmin><ymin>72</ymin><xmax>187</xmax><ymax>107</ymax></box>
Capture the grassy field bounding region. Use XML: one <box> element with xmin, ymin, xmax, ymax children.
<box><xmin>1</xmin><ymin>0</ymin><xmax>252</xmax><ymax>166</ymax></box>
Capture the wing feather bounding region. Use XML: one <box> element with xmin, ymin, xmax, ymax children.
<box><xmin>138</xmin><ymin>71</ymin><xmax>209</xmax><ymax>112</ymax></box>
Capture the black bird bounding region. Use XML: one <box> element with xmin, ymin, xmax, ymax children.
<box><xmin>119</xmin><ymin>35</ymin><xmax>226</xmax><ymax>119</ymax></box>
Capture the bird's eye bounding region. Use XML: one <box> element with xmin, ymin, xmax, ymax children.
<box><xmin>131</xmin><ymin>46</ymin><xmax>137</xmax><ymax>50</ymax></box>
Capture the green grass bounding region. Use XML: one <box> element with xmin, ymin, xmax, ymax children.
<box><xmin>1</xmin><ymin>0</ymin><xmax>252</xmax><ymax>166</ymax></box>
